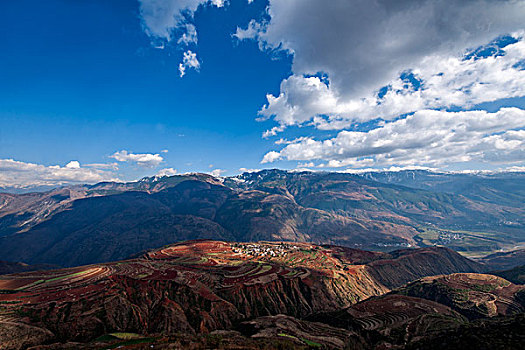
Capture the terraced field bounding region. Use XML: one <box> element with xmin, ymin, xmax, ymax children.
<box><xmin>0</xmin><ymin>240</ymin><xmax>392</xmax><ymax>346</ymax></box>
<box><xmin>397</xmin><ymin>273</ymin><xmax>525</xmax><ymax>319</ymax></box>
<box><xmin>0</xmin><ymin>240</ymin><xmax>493</xmax><ymax>349</ymax></box>
<box><xmin>348</xmin><ymin>294</ymin><xmax>462</xmax><ymax>331</ymax></box>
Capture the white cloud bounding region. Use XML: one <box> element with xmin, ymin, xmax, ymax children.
<box><xmin>262</xmin><ymin>108</ymin><xmax>525</xmax><ymax>168</ymax></box>
<box><xmin>179</xmin><ymin>50</ymin><xmax>200</xmax><ymax>77</ymax></box>
<box><xmin>261</xmin><ymin>151</ymin><xmax>281</xmax><ymax>164</ymax></box>
<box><xmin>233</xmin><ymin>19</ymin><xmax>262</xmax><ymax>41</ymax></box>
<box><xmin>239</xmin><ymin>167</ymin><xmax>260</xmax><ymax>173</ymax></box>
<box><xmin>209</xmin><ymin>168</ymin><xmax>226</xmax><ymax>177</ymax></box>
<box><xmin>139</xmin><ymin>0</ymin><xmax>226</xmax><ymax>44</ymax></box>
<box><xmin>258</xmin><ymin>35</ymin><xmax>525</xmax><ymax>132</ymax></box>
<box><xmin>253</xmin><ymin>0</ymin><xmax>525</xmax><ymax>99</ymax></box>
<box><xmin>243</xmin><ymin>1</ymin><xmax>525</xmax><ymax>170</ymax></box>
<box><xmin>110</xmin><ymin>150</ymin><xmax>164</xmax><ymax>168</ymax></box>
<box><xmin>65</xmin><ymin>160</ymin><xmax>80</xmax><ymax>169</ymax></box>
<box><xmin>135</xmin><ymin>1</ymin><xmax>525</xmax><ymax>171</ymax></box>
<box><xmin>139</xmin><ymin>0</ymin><xmax>225</xmax><ymax>74</ymax></box>
<box><xmin>156</xmin><ymin>167</ymin><xmax>178</xmax><ymax>177</ymax></box>
<box><xmin>0</xmin><ymin>159</ymin><xmax>120</xmax><ymax>188</ymax></box>
<box><xmin>504</xmin><ymin>166</ymin><xmax>525</xmax><ymax>172</ymax></box>
<box><xmin>262</xmin><ymin>125</ymin><xmax>284</xmax><ymax>138</ymax></box>
<box><xmin>211</xmin><ymin>0</ymin><xmax>225</xmax><ymax>7</ymax></box>
<box><xmin>177</xmin><ymin>23</ymin><xmax>198</xmax><ymax>45</ymax></box>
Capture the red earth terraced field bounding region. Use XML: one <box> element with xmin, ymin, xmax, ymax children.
<box><xmin>397</xmin><ymin>273</ymin><xmax>525</xmax><ymax>319</ymax></box>
<box><xmin>0</xmin><ymin>240</ymin><xmax>388</xmax><ymax>332</ymax></box>
<box><xmin>0</xmin><ymin>240</ymin><xmax>497</xmax><ymax>349</ymax></box>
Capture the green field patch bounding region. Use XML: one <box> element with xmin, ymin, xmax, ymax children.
<box><xmin>109</xmin><ymin>332</ymin><xmax>142</xmax><ymax>340</ymax></box>
<box><xmin>45</xmin><ymin>270</ymin><xmax>91</xmax><ymax>283</ymax></box>
<box><xmin>285</xmin><ymin>270</ymin><xmax>301</xmax><ymax>278</ymax></box>
<box><xmin>301</xmin><ymin>338</ymin><xmax>322</xmax><ymax>348</ymax></box>
<box><xmin>104</xmin><ymin>337</ymin><xmax>156</xmax><ymax>349</ymax></box>
<box><xmin>15</xmin><ymin>280</ymin><xmax>44</xmax><ymax>291</ymax></box>
<box><xmin>251</xmin><ymin>264</ymin><xmax>272</xmax><ymax>277</ymax></box>
<box><xmin>174</xmin><ymin>256</ymin><xmax>207</xmax><ymax>264</ymax></box>
<box><xmin>415</xmin><ymin>226</ymin><xmax>506</xmax><ymax>256</ymax></box>
<box><xmin>16</xmin><ymin>270</ymin><xmax>94</xmax><ymax>291</ymax></box>
<box><xmin>278</xmin><ymin>333</ymin><xmax>298</xmax><ymax>340</ymax></box>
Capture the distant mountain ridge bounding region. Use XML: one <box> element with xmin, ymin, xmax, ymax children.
<box><xmin>0</xmin><ymin>169</ymin><xmax>523</xmax><ymax>267</ymax></box>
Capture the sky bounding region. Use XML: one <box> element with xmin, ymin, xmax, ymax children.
<box><xmin>0</xmin><ymin>0</ymin><xmax>524</xmax><ymax>189</ymax></box>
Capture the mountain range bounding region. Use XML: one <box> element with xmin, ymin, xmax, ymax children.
<box><xmin>0</xmin><ymin>169</ymin><xmax>523</xmax><ymax>268</ymax></box>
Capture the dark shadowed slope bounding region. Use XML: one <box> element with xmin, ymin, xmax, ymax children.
<box><xmin>478</xmin><ymin>249</ymin><xmax>525</xmax><ymax>270</ymax></box>
<box><xmin>494</xmin><ymin>265</ymin><xmax>525</xmax><ymax>284</ymax></box>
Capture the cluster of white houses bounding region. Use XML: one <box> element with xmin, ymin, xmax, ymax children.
<box><xmin>231</xmin><ymin>243</ymin><xmax>300</xmax><ymax>258</ymax></box>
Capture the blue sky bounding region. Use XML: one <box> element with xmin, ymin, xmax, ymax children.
<box><xmin>0</xmin><ymin>0</ymin><xmax>524</xmax><ymax>188</ymax></box>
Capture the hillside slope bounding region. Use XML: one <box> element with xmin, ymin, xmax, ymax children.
<box><xmin>0</xmin><ymin>241</ymin><xmax>484</xmax><ymax>349</ymax></box>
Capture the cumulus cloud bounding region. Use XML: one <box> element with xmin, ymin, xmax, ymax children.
<box><xmin>262</xmin><ymin>108</ymin><xmax>525</xmax><ymax>168</ymax></box>
<box><xmin>156</xmin><ymin>167</ymin><xmax>178</xmax><ymax>177</ymax></box>
<box><xmin>136</xmin><ymin>1</ymin><xmax>525</xmax><ymax>170</ymax></box>
<box><xmin>240</xmin><ymin>1</ymin><xmax>525</xmax><ymax>170</ymax></box>
<box><xmin>209</xmin><ymin>168</ymin><xmax>226</xmax><ymax>177</ymax></box>
<box><xmin>139</xmin><ymin>0</ymin><xmax>226</xmax><ymax>74</ymax></box>
<box><xmin>179</xmin><ymin>50</ymin><xmax>200</xmax><ymax>77</ymax></box>
<box><xmin>0</xmin><ymin>159</ymin><xmax>120</xmax><ymax>188</ymax></box>
<box><xmin>65</xmin><ymin>161</ymin><xmax>80</xmax><ymax>169</ymax></box>
<box><xmin>110</xmin><ymin>150</ymin><xmax>164</xmax><ymax>168</ymax></box>
<box><xmin>139</xmin><ymin>0</ymin><xmax>208</xmax><ymax>42</ymax></box>
<box><xmin>251</xmin><ymin>0</ymin><xmax>525</xmax><ymax>99</ymax></box>
<box><xmin>259</xmin><ymin>34</ymin><xmax>525</xmax><ymax>131</ymax></box>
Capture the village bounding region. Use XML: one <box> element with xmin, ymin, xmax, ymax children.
<box><xmin>231</xmin><ymin>242</ymin><xmax>302</xmax><ymax>259</ymax></box>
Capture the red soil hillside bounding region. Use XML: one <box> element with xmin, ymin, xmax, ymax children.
<box><xmin>396</xmin><ymin>273</ymin><xmax>525</xmax><ymax>320</ymax></box>
<box><xmin>0</xmin><ymin>240</ymin><xmax>482</xmax><ymax>349</ymax></box>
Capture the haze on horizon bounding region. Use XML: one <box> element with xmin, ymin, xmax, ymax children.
<box><xmin>1</xmin><ymin>0</ymin><xmax>524</xmax><ymax>190</ymax></box>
